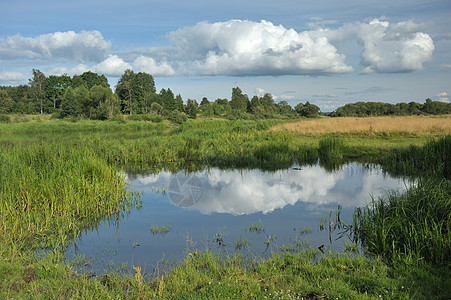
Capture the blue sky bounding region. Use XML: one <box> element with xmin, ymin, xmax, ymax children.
<box><xmin>1</xmin><ymin>0</ymin><xmax>450</xmax><ymax>110</ymax></box>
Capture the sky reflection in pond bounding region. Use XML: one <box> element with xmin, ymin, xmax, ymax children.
<box><xmin>68</xmin><ymin>163</ymin><xmax>409</xmax><ymax>277</ymax></box>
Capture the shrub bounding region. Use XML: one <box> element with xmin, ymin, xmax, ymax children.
<box><xmin>0</xmin><ymin>114</ymin><xmax>11</xmax><ymax>123</ymax></box>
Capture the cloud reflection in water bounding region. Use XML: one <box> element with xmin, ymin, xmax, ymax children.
<box><xmin>127</xmin><ymin>163</ymin><xmax>408</xmax><ymax>215</ymax></box>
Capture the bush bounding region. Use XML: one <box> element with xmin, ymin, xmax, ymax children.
<box><xmin>50</xmin><ymin>110</ymin><xmax>62</xmax><ymax>120</ymax></box>
<box><xmin>170</xmin><ymin>110</ymin><xmax>186</xmax><ymax>124</ymax></box>
<box><xmin>0</xmin><ymin>114</ymin><xmax>11</xmax><ymax>123</ymax></box>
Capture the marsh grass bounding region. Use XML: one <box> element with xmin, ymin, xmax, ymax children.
<box><xmin>151</xmin><ymin>225</ymin><xmax>171</xmax><ymax>235</ymax></box>
<box><xmin>334</xmin><ymin>137</ymin><xmax>451</xmax><ymax>267</ymax></box>
<box><xmin>318</xmin><ymin>137</ymin><xmax>345</xmax><ymax>165</ymax></box>
<box><xmin>272</xmin><ymin>115</ymin><xmax>451</xmax><ymax>136</ymax></box>
<box><xmin>380</xmin><ymin>135</ymin><xmax>451</xmax><ymax>179</ymax></box>
<box><xmin>355</xmin><ymin>179</ymin><xmax>451</xmax><ymax>266</ymax></box>
<box><xmin>0</xmin><ymin>141</ymin><xmax>140</xmax><ymax>254</ymax></box>
<box><xmin>298</xmin><ymin>226</ymin><xmax>313</xmax><ymax>235</ymax></box>
<box><xmin>248</xmin><ymin>219</ymin><xmax>265</xmax><ymax>233</ymax></box>
<box><xmin>0</xmin><ymin>118</ymin><xmax>169</xmax><ymax>134</ymax></box>
<box><xmin>234</xmin><ymin>237</ymin><xmax>248</xmax><ymax>251</ymax></box>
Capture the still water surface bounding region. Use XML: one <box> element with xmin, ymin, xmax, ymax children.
<box><xmin>67</xmin><ymin>163</ymin><xmax>408</xmax><ymax>276</ymax></box>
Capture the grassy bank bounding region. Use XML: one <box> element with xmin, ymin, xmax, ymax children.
<box><xmin>0</xmin><ymin>117</ymin><xmax>450</xmax><ymax>298</ymax></box>
<box><xmin>0</xmin><ymin>142</ymin><xmax>141</xmax><ymax>254</ymax></box>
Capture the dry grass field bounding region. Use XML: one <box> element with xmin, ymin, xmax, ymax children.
<box><xmin>271</xmin><ymin>115</ymin><xmax>451</xmax><ymax>136</ymax></box>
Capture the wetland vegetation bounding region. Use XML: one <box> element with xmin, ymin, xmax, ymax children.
<box><xmin>0</xmin><ymin>115</ymin><xmax>450</xmax><ymax>299</ymax></box>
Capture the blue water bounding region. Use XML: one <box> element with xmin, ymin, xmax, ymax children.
<box><xmin>67</xmin><ymin>163</ymin><xmax>409</xmax><ymax>277</ymax></box>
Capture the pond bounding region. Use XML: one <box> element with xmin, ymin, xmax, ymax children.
<box><xmin>67</xmin><ymin>162</ymin><xmax>409</xmax><ymax>277</ymax></box>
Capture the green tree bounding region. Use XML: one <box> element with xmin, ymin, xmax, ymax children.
<box><xmin>230</xmin><ymin>87</ymin><xmax>249</xmax><ymax>113</ymax></box>
<box><xmin>185</xmin><ymin>99</ymin><xmax>199</xmax><ymax>119</ymax></box>
<box><xmin>200</xmin><ymin>97</ymin><xmax>210</xmax><ymax>106</ymax></box>
<box><xmin>295</xmin><ymin>101</ymin><xmax>320</xmax><ymax>118</ymax></box>
<box><xmin>150</xmin><ymin>102</ymin><xmax>163</xmax><ymax>115</ymax></box>
<box><xmin>115</xmin><ymin>69</ymin><xmax>156</xmax><ymax>115</ymax></box>
<box><xmin>169</xmin><ymin>109</ymin><xmax>186</xmax><ymax>124</ymax></box>
<box><xmin>116</xmin><ymin>69</ymin><xmax>135</xmax><ymax>114</ymax></box>
<box><xmin>72</xmin><ymin>71</ymin><xmax>109</xmax><ymax>89</ymax></box>
<box><xmin>199</xmin><ymin>98</ymin><xmax>213</xmax><ymax>116</ymax></box>
<box><xmin>29</xmin><ymin>69</ymin><xmax>46</xmax><ymax>114</ymax></box>
<box><xmin>74</xmin><ymin>86</ymin><xmax>91</xmax><ymax>118</ymax></box>
<box><xmin>45</xmin><ymin>74</ymin><xmax>72</xmax><ymax>110</ymax></box>
<box><xmin>134</xmin><ymin>72</ymin><xmax>156</xmax><ymax>113</ymax></box>
<box><xmin>175</xmin><ymin>94</ymin><xmax>184</xmax><ymax>112</ymax></box>
<box><xmin>213</xmin><ymin>98</ymin><xmax>231</xmax><ymax>115</ymax></box>
<box><xmin>61</xmin><ymin>88</ymin><xmax>81</xmax><ymax>118</ymax></box>
<box><xmin>0</xmin><ymin>85</ymin><xmax>34</xmax><ymax>114</ymax></box>
<box><xmin>159</xmin><ymin>88</ymin><xmax>178</xmax><ymax>112</ymax></box>
<box><xmin>90</xmin><ymin>85</ymin><xmax>120</xmax><ymax>119</ymax></box>
<box><xmin>250</xmin><ymin>93</ymin><xmax>275</xmax><ymax>117</ymax></box>
<box><xmin>278</xmin><ymin>101</ymin><xmax>295</xmax><ymax>116</ymax></box>
<box><xmin>0</xmin><ymin>89</ymin><xmax>14</xmax><ymax>113</ymax></box>
<box><xmin>143</xmin><ymin>92</ymin><xmax>160</xmax><ymax>114</ymax></box>
<box><xmin>422</xmin><ymin>98</ymin><xmax>451</xmax><ymax>115</ymax></box>
<box><xmin>407</xmin><ymin>102</ymin><xmax>422</xmax><ymax>115</ymax></box>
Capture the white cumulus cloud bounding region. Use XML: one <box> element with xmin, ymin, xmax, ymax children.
<box><xmin>315</xmin><ymin>19</ymin><xmax>434</xmax><ymax>74</ymax></box>
<box><xmin>166</xmin><ymin>20</ymin><xmax>353</xmax><ymax>76</ymax></box>
<box><xmin>47</xmin><ymin>55</ymin><xmax>131</xmax><ymax>77</ymax></box>
<box><xmin>47</xmin><ymin>64</ymin><xmax>89</xmax><ymax>76</ymax></box>
<box><xmin>0</xmin><ymin>19</ymin><xmax>436</xmax><ymax>79</ymax></box>
<box><xmin>91</xmin><ymin>55</ymin><xmax>132</xmax><ymax>76</ymax></box>
<box><xmin>0</xmin><ymin>30</ymin><xmax>110</xmax><ymax>63</ymax></box>
<box><xmin>0</xmin><ymin>71</ymin><xmax>25</xmax><ymax>82</ymax></box>
<box><xmin>133</xmin><ymin>56</ymin><xmax>176</xmax><ymax>76</ymax></box>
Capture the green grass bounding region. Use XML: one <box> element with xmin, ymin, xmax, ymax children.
<box><xmin>355</xmin><ymin>178</ymin><xmax>451</xmax><ymax>266</ymax></box>
<box><xmin>1</xmin><ymin>248</ymin><xmax>449</xmax><ymax>299</ymax></box>
<box><xmin>0</xmin><ymin>141</ymin><xmax>142</xmax><ymax>254</ymax></box>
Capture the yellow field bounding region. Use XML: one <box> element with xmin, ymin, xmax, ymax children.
<box><xmin>271</xmin><ymin>115</ymin><xmax>451</xmax><ymax>136</ymax></box>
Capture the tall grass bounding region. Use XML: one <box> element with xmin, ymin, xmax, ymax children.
<box><xmin>0</xmin><ymin>142</ymin><xmax>139</xmax><ymax>253</ymax></box>
<box><xmin>355</xmin><ymin>136</ymin><xmax>451</xmax><ymax>266</ymax></box>
<box><xmin>355</xmin><ymin>179</ymin><xmax>450</xmax><ymax>266</ymax></box>
<box><xmin>0</xmin><ymin>118</ymin><xmax>169</xmax><ymax>134</ymax></box>
<box><xmin>379</xmin><ymin>135</ymin><xmax>451</xmax><ymax>179</ymax></box>
<box><xmin>318</xmin><ymin>137</ymin><xmax>344</xmax><ymax>163</ymax></box>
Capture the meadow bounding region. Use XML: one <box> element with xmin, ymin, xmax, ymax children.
<box><xmin>0</xmin><ymin>115</ymin><xmax>449</xmax><ymax>299</ymax></box>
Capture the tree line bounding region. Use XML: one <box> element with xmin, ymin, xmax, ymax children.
<box><xmin>0</xmin><ymin>69</ymin><xmax>449</xmax><ymax>122</ymax></box>
<box><xmin>329</xmin><ymin>99</ymin><xmax>451</xmax><ymax>117</ymax></box>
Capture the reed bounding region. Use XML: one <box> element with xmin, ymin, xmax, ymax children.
<box><xmin>150</xmin><ymin>225</ymin><xmax>171</xmax><ymax>235</ymax></box>
<box><xmin>355</xmin><ymin>178</ymin><xmax>450</xmax><ymax>266</ymax></box>
<box><xmin>0</xmin><ymin>141</ymin><xmax>139</xmax><ymax>252</ymax></box>
<box><xmin>318</xmin><ymin>137</ymin><xmax>344</xmax><ymax>162</ymax></box>
<box><xmin>379</xmin><ymin>135</ymin><xmax>451</xmax><ymax>179</ymax></box>
<box><xmin>248</xmin><ymin>220</ymin><xmax>265</xmax><ymax>233</ymax></box>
